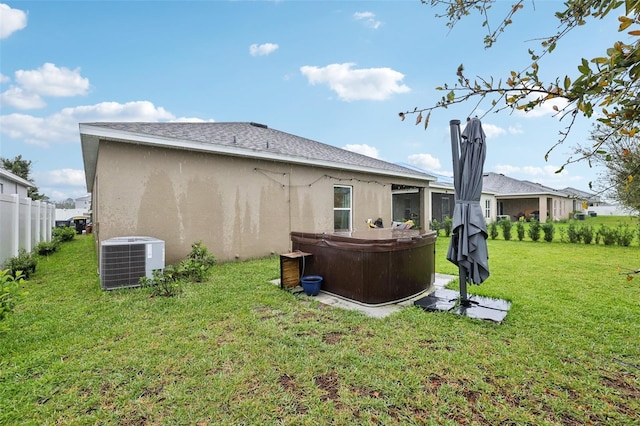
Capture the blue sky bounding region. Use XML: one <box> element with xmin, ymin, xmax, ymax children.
<box><xmin>0</xmin><ymin>1</ymin><xmax>624</xmax><ymax>201</ymax></box>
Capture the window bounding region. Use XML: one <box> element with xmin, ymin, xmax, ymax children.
<box><xmin>333</xmin><ymin>185</ymin><xmax>352</xmax><ymax>231</ymax></box>
<box><xmin>485</xmin><ymin>199</ymin><xmax>491</xmax><ymax>219</ymax></box>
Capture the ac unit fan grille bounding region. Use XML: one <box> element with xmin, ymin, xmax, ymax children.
<box><xmin>101</xmin><ymin>244</ymin><xmax>147</xmax><ymax>289</ymax></box>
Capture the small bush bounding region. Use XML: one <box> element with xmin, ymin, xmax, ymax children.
<box><xmin>52</xmin><ymin>226</ymin><xmax>76</xmax><ymax>242</ymax></box>
<box><xmin>489</xmin><ymin>221</ymin><xmax>499</xmax><ymax>240</ymax></box>
<box><xmin>3</xmin><ymin>249</ymin><xmax>37</xmax><ymax>279</ymax></box>
<box><xmin>598</xmin><ymin>225</ymin><xmax>617</xmax><ymax>246</ymax></box>
<box><xmin>499</xmin><ymin>218</ymin><xmax>512</xmax><ymax>241</ymax></box>
<box><xmin>430</xmin><ymin>219</ymin><xmax>441</xmax><ymax>236</ymax></box>
<box><xmin>558</xmin><ymin>227</ymin><xmax>567</xmax><ymax>243</ymax></box>
<box><xmin>140</xmin><ymin>267</ymin><xmax>182</xmax><ymax>297</ymax></box>
<box><xmin>541</xmin><ymin>221</ymin><xmax>555</xmax><ymax>242</ymax></box>
<box><xmin>443</xmin><ymin>216</ymin><xmax>453</xmax><ymax>237</ymax></box>
<box><xmin>176</xmin><ymin>241</ymin><xmax>216</xmax><ymax>283</ymax></box>
<box><xmin>1</xmin><ymin>269</ymin><xmax>26</xmax><ymax>331</ymax></box>
<box><xmin>516</xmin><ymin>218</ymin><xmax>525</xmax><ymax>241</ymax></box>
<box><xmin>616</xmin><ymin>224</ymin><xmax>634</xmax><ymax>246</ymax></box>
<box><xmin>566</xmin><ymin>221</ymin><xmax>582</xmax><ymax>244</ymax></box>
<box><xmin>581</xmin><ymin>225</ymin><xmax>594</xmax><ymax>245</ymax></box>
<box><xmin>34</xmin><ymin>240</ymin><xmax>60</xmax><ymax>256</ymax></box>
<box><xmin>527</xmin><ymin>219</ymin><xmax>541</xmax><ymax>242</ymax></box>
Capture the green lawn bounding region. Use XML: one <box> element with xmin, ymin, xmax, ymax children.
<box><xmin>1</xmin><ymin>234</ymin><xmax>639</xmax><ymax>425</ymax></box>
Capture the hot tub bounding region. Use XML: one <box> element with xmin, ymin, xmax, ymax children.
<box><xmin>290</xmin><ymin>229</ymin><xmax>437</xmax><ymax>305</ymax></box>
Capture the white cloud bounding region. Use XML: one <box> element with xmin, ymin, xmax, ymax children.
<box><xmin>508</xmin><ymin>123</ymin><xmax>524</xmax><ymax>134</ymax></box>
<box><xmin>513</xmin><ymin>92</ymin><xmax>569</xmax><ymax>118</ymax></box>
<box><xmin>492</xmin><ymin>164</ymin><xmax>582</xmax><ymax>187</ymax></box>
<box><xmin>475</xmin><ymin>122</ymin><xmax>505</xmax><ymax>139</ymax></box>
<box><xmin>35</xmin><ymin>168</ymin><xmax>86</xmax><ymax>186</ymax></box>
<box><xmin>300</xmin><ymin>63</ymin><xmax>410</xmax><ymax>101</ymax></box>
<box><xmin>353</xmin><ymin>11</ymin><xmax>381</xmax><ymax>29</ymax></box>
<box><xmin>0</xmin><ymin>3</ymin><xmax>27</xmax><ymax>39</ymax></box>
<box><xmin>494</xmin><ymin>164</ymin><xmax>564</xmax><ymax>177</ymax></box>
<box><xmin>0</xmin><ymin>100</ymin><xmax>177</xmax><ymax>147</ymax></box>
<box><xmin>1</xmin><ymin>63</ymin><xmax>91</xmax><ymax>110</ymax></box>
<box><xmin>0</xmin><ymin>73</ymin><xmax>9</xmax><ymax>84</ymax></box>
<box><xmin>249</xmin><ymin>43</ymin><xmax>279</xmax><ymax>56</ymax></box>
<box><xmin>171</xmin><ymin>117</ymin><xmax>215</xmax><ymax>123</ymax></box>
<box><xmin>0</xmin><ymin>86</ymin><xmax>46</xmax><ymax>109</ymax></box>
<box><xmin>406</xmin><ymin>153</ymin><xmax>442</xmax><ymax>172</ymax></box>
<box><xmin>15</xmin><ymin>62</ymin><xmax>90</xmax><ymax>97</ymax></box>
<box><xmin>343</xmin><ymin>143</ymin><xmax>379</xmax><ymax>158</ymax></box>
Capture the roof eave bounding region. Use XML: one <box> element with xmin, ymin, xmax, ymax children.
<box><xmin>0</xmin><ymin>168</ymin><xmax>34</xmax><ymax>188</ymax></box>
<box><xmin>79</xmin><ymin>124</ymin><xmax>434</xmax><ymax>191</ymax></box>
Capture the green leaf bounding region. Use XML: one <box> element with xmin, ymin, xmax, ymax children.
<box><xmin>446</xmin><ymin>90</ymin><xmax>455</xmax><ymax>102</ymax></box>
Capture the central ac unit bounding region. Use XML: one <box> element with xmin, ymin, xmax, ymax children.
<box><xmin>99</xmin><ymin>236</ymin><xmax>165</xmax><ymax>290</ymax></box>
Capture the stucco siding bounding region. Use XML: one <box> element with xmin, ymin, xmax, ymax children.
<box><xmin>93</xmin><ymin>141</ymin><xmax>427</xmax><ymax>264</ymax></box>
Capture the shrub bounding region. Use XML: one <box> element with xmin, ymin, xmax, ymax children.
<box><xmin>616</xmin><ymin>224</ymin><xmax>634</xmax><ymax>247</ymax></box>
<box><xmin>52</xmin><ymin>226</ymin><xmax>76</xmax><ymax>242</ymax></box>
<box><xmin>580</xmin><ymin>225</ymin><xmax>594</xmax><ymax>245</ymax></box>
<box><xmin>499</xmin><ymin>218</ymin><xmax>512</xmax><ymax>241</ymax></box>
<box><xmin>566</xmin><ymin>221</ymin><xmax>582</xmax><ymax>244</ymax></box>
<box><xmin>558</xmin><ymin>226</ymin><xmax>567</xmax><ymax>243</ymax></box>
<box><xmin>541</xmin><ymin>221</ymin><xmax>555</xmax><ymax>242</ymax></box>
<box><xmin>527</xmin><ymin>219</ymin><xmax>541</xmax><ymax>242</ymax></box>
<box><xmin>34</xmin><ymin>240</ymin><xmax>60</xmax><ymax>256</ymax></box>
<box><xmin>175</xmin><ymin>241</ymin><xmax>216</xmax><ymax>283</ymax></box>
<box><xmin>516</xmin><ymin>218</ymin><xmax>525</xmax><ymax>241</ymax></box>
<box><xmin>3</xmin><ymin>249</ymin><xmax>37</xmax><ymax>279</ymax></box>
<box><xmin>1</xmin><ymin>269</ymin><xmax>26</xmax><ymax>331</ymax></box>
<box><xmin>489</xmin><ymin>221</ymin><xmax>499</xmax><ymax>240</ymax></box>
<box><xmin>430</xmin><ymin>219</ymin><xmax>441</xmax><ymax>236</ymax></box>
<box><xmin>443</xmin><ymin>216</ymin><xmax>453</xmax><ymax>237</ymax></box>
<box><xmin>139</xmin><ymin>267</ymin><xmax>182</xmax><ymax>297</ymax></box>
<box><xmin>598</xmin><ymin>225</ymin><xmax>617</xmax><ymax>246</ymax></box>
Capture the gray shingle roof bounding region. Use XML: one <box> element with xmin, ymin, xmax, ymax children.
<box><xmin>80</xmin><ymin>122</ymin><xmax>434</xmax><ymax>180</ymax></box>
<box><xmin>483</xmin><ymin>172</ymin><xmax>565</xmax><ymax>196</ymax></box>
<box><xmin>561</xmin><ymin>187</ymin><xmax>600</xmax><ymax>202</ymax></box>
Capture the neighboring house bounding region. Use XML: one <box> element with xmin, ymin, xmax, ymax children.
<box><xmin>483</xmin><ymin>172</ymin><xmax>576</xmax><ymax>221</ymax></box>
<box><xmin>561</xmin><ymin>187</ymin><xmax>603</xmax><ymax>210</ymax></box>
<box><xmin>75</xmin><ymin>194</ymin><xmax>92</xmax><ymax>210</ymax></box>
<box><xmin>428</xmin><ymin>180</ymin><xmax>497</xmax><ymax>224</ymax></box>
<box><xmin>0</xmin><ymin>167</ymin><xmax>33</xmax><ymax>197</ymax></box>
<box><xmin>79</xmin><ymin>122</ymin><xmax>436</xmax><ymax>264</ymax></box>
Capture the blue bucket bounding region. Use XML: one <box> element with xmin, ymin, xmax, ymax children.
<box><xmin>300</xmin><ymin>275</ymin><xmax>322</xmax><ymax>296</ymax></box>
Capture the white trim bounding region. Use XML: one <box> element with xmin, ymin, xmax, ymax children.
<box><xmin>333</xmin><ymin>185</ymin><xmax>353</xmax><ymax>231</ymax></box>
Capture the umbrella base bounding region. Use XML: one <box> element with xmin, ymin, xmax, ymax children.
<box><xmin>414</xmin><ymin>289</ymin><xmax>511</xmax><ymax>323</ymax></box>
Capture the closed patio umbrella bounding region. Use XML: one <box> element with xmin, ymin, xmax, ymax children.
<box><xmin>446</xmin><ymin>118</ymin><xmax>490</xmax><ymax>305</ymax></box>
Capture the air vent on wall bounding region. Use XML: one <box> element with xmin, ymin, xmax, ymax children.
<box><xmin>99</xmin><ymin>236</ymin><xmax>165</xmax><ymax>290</ymax></box>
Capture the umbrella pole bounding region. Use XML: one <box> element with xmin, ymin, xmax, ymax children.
<box><xmin>459</xmin><ymin>266</ymin><xmax>471</xmax><ymax>306</ymax></box>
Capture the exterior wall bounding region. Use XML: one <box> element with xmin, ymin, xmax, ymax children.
<box><xmin>93</xmin><ymin>141</ymin><xmax>429</xmax><ymax>264</ymax></box>
<box><xmin>75</xmin><ymin>196</ymin><xmax>91</xmax><ymax>210</ymax></box>
<box><xmin>0</xmin><ymin>175</ymin><xmax>29</xmax><ymax>197</ymax></box>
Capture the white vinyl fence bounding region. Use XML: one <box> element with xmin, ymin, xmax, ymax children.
<box><xmin>0</xmin><ymin>194</ymin><xmax>56</xmax><ymax>268</ymax></box>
